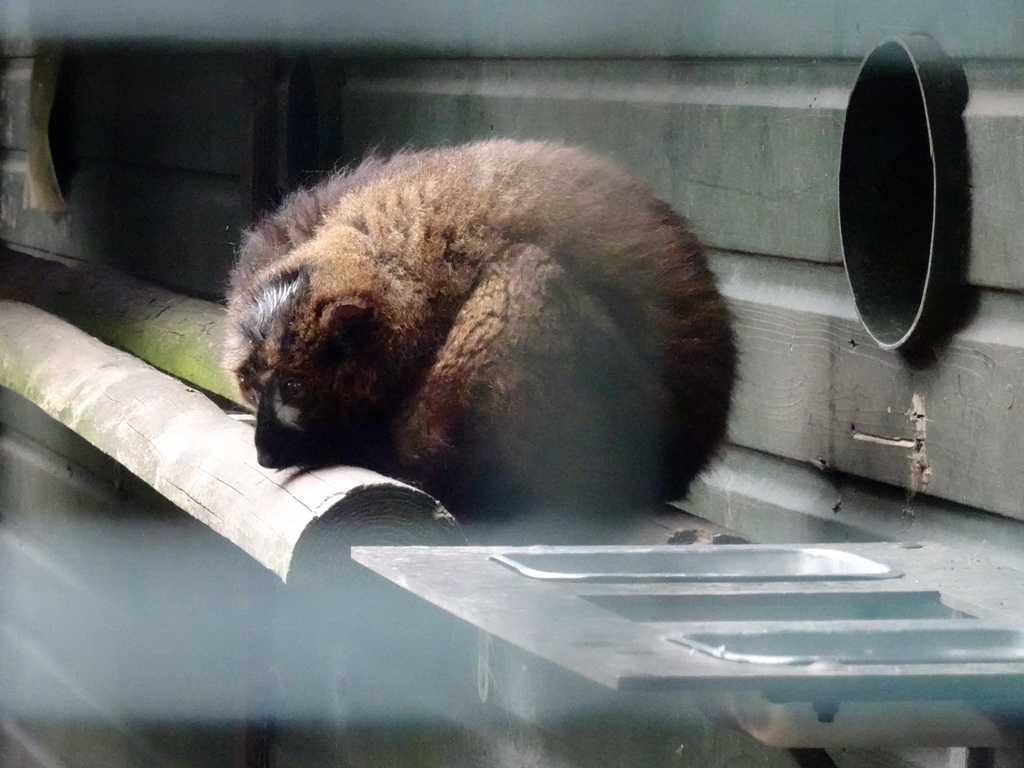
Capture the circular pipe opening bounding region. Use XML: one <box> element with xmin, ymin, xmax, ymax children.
<box><xmin>839</xmin><ymin>35</ymin><xmax>970</xmax><ymax>352</ymax></box>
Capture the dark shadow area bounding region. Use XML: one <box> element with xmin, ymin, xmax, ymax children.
<box><xmin>283</xmin><ymin>55</ymin><xmax>321</xmax><ymax>191</ymax></box>
<box><xmin>47</xmin><ymin>48</ymin><xmax>78</xmax><ymax>199</ymax></box>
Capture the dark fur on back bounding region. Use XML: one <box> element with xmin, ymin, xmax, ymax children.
<box><xmin>224</xmin><ymin>140</ymin><xmax>736</xmax><ymax>528</ymax></box>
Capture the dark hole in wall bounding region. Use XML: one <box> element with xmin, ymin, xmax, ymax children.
<box><xmin>47</xmin><ymin>49</ymin><xmax>78</xmax><ymax>197</ymax></box>
<box><xmin>839</xmin><ymin>35</ymin><xmax>973</xmax><ymax>362</ymax></box>
<box><xmin>34</xmin><ymin>45</ymin><xmax>247</xmax><ymax>298</ymax></box>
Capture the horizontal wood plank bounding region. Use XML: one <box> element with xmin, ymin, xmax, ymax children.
<box><xmin>1</xmin><ymin>152</ymin><xmax>241</xmax><ymax>297</ymax></box>
<box><xmin>683</xmin><ymin>444</ymin><xmax>1024</xmax><ymax>574</ymax></box>
<box><xmin>711</xmin><ymin>251</ymin><xmax>1024</xmax><ymax>522</ymax></box>
<box><xmin>0</xmin><ymin>302</ymin><xmax>456</xmax><ymax>581</ymax></box>
<box><xmin>64</xmin><ymin>49</ymin><xmax>246</xmax><ymax>176</ymax></box>
<box><xmin>336</xmin><ymin>59</ymin><xmax>1024</xmax><ymax>290</ymax></box>
<box><xmin>338</xmin><ymin>59</ymin><xmax>852</xmax><ymax>265</ymax></box>
<box><xmin>964</xmin><ymin>81</ymin><xmax>1024</xmax><ymax>291</ymax></box>
<box><xmin>685</xmin><ymin>443</ymin><xmax>875</xmax><ymax>547</ymax></box>
<box><xmin>6</xmin><ymin>55</ymin><xmax>1023</xmax><ymax>294</ymax></box>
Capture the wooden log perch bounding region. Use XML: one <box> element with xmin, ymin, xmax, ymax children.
<box><xmin>0</xmin><ymin>301</ymin><xmax>463</xmax><ymax>581</ymax></box>
<box><xmin>0</xmin><ymin>246</ymin><xmax>237</xmax><ymax>402</ymax></box>
<box><xmin>0</xmin><ymin>247</ymin><xmax>737</xmax><ymax>547</ymax></box>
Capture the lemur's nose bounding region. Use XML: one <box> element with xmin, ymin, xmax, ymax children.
<box><xmin>256</xmin><ymin>445</ymin><xmax>291</xmax><ymax>469</ymax></box>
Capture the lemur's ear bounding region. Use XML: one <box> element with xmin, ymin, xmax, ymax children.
<box><xmin>318</xmin><ymin>297</ymin><xmax>373</xmax><ymax>339</ymax></box>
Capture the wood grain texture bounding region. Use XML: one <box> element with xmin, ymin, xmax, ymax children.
<box><xmin>964</xmin><ymin>79</ymin><xmax>1024</xmax><ymax>291</ymax></box>
<box><xmin>712</xmin><ymin>251</ymin><xmax>1024</xmax><ymax>522</ymax></box>
<box><xmin>682</xmin><ymin>445</ymin><xmax>1024</xmax><ymax>574</ymax></box>
<box><xmin>337</xmin><ymin>58</ymin><xmax>851</xmax><ymax>264</ymax></box>
<box><xmin>0</xmin><ymin>301</ymin><xmax>455</xmax><ymax>581</ymax></box>
<box><xmin>0</xmin><ymin>246</ymin><xmax>235</xmax><ymax>400</ymax></box>
<box><xmin>64</xmin><ymin>49</ymin><xmax>245</xmax><ymax>176</ymax></box>
<box><xmin>1</xmin><ymin>152</ymin><xmax>240</xmax><ymax>297</ymax></box>
<box><xmin>0</xmin><ymin>57</ymin><xmax>31</xmax><ymax>150</ymax></box>
<box><xmin>333</xmin><ymin>58</ymin><xmax>1024</xmax><ymax>291</ymax></box>
<box><xmin>1</xmin><ymin>53</ymin><xmax>1016</xmax><ymax>290</ymax></box>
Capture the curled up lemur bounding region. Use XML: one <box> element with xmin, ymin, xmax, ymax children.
<box><xmin>223</xmin><ymin>139</ymin><xmax>736</xmax><ymax>524</ymax></box>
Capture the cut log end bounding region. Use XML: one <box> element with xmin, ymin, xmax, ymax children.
<box><xmin>287</xmin><ymin>483</ymin><xmax>465</xmax><ymax>589</ymax></box>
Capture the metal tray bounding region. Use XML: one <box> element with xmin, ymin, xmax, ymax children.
<box><xmin>585</xmin><ymin>590</ymin><xmax>961</xmax><ymax>622</ymax></box>
<box><xmin>489</xmin><ymin>546</ymin><xmax>902</xmax><ymax>582</ymax></box>
<box><xmin>670</xmin><ymin>624</ymin><xmax>1024</xmax><ymax>665</ymax></box>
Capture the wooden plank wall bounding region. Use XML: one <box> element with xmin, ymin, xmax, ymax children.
<box><xmin>0</xmin><ymin>46</ymin><xmax>245</xmax><ymax>298</ymax></box>
<box><xmin>326</xmin><ymin>56</ymin><xmax>1024</xmax><ymax>548</ymax></box>
<box><xmin>4</xmin><ymin>45</ymin><xmax>1024</xmax><ymax>549</ymax></box>
<box><xmin>2</xmin><ymin>33</ymin><xmax>1024</xmax><ymax>768</ymax></box>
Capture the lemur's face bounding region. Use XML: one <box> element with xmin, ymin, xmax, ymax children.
<box><xmin>225</xmin><ymin>266</ymin><xmax>385</xmax><ymax>470</ymax></box>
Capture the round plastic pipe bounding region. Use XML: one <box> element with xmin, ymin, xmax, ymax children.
<box><xmin>839</xmin><ymin>35</ymin><xmax>969</xmax><ymax>351</ymax></box>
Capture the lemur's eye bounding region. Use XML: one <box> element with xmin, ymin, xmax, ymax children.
<box><xmin>236</xmin><ymin>371</ymin><xmax>259</xmax><ymax>405</ymax></box>
<box><xmin>280</xmin><ymin>376</ymin><xmax>307</xmax><ymax>405</ymax></box>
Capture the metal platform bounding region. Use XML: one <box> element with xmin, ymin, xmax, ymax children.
<box><xmin>352</xmin><ymin>541</ymin><xmax>1024</xmax><ymax>746</ymax></box>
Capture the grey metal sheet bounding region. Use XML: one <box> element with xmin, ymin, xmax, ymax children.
<box><xmin>352</xmin><ymin>542</ymin><xmax>1024</xmax><ymax>699</ymax></box>
<box><xmin>670</xmin><ymin>623</ymin><xmax>1024</xmax><ymax>666</ymax></box>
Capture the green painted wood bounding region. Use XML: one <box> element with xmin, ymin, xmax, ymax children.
<box><xmin>10</xmin><ymin>1</ymin><xmax>1024</xmax><ymax>58</ymax></box>
<box><xmin>1</xmin><ymin>50</ymin><xmax>245</xmax><ymax>297</ymax></box>
<box><xmin>6</xmin><ymin>54</ymin><xmax>1024</xmax><ymax>293</ymax></box>
<box><xmin>683</xmin><ymin>445</ymin><xmax>1024</xmax><ymax>575</ymax></box>
<box><xmin>333</xmin><ymin>58</ymin><xmax>1024</xmax><ymax>293</ymax></box>
<box><xmin>337</xmin><ymin>58</ymin><xmax>851</xmax><ymax>265</ymax></box>
<box><xmin>3</xmin><ymin>47</ymin><xmax>1023</xmax><ymax>529</ymax></box>
<box><xmin>712</xmin><ymin>251</ymin><xmax>1024</xmax><ymax>523</ymax></box>
<box><xmin>964</xmin><ymin>77</ymin><xmax>1024</xmax><ymax>291</ymax></box>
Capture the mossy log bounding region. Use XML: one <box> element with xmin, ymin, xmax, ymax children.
<box><xmin>0</xmin><ymin>246</ymin><xmax>237</xmax><ymax>401</ymax></box>
<box><xmin>0</xmin><ymin>247</ymin><xmax>735</xmax><ymax>546</ymax></box>
<box><xmin>0</xmin><ymin>300</ymin><xmax>462</xmax><ymax>581</ymax></box>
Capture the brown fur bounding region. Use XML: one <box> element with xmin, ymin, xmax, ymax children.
<box><xmin>224</xmin><ymin>139</ymin><xmax>736</xmax><ymax>523</ymax></box>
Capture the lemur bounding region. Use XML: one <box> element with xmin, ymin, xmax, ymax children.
<box><xmin>223</xmin><ymin>139</ymin><xmax>736</xmax><ymax>525</ymax></box>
